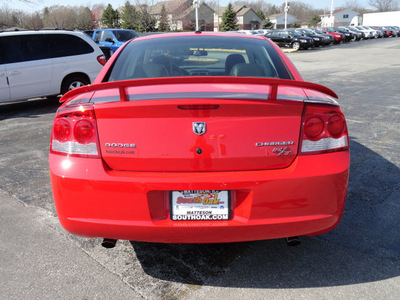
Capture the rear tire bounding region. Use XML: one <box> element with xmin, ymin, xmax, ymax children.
<box><xmin>61</xmin><ymin>75</ymin><xmax>89</xmax><ymax>94</ymax></box>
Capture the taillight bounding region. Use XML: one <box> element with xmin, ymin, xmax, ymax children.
<box><xmin>97</xmin><ymin>54</ymin><xmax>106</xmax><ymax>66</ymax></box>
<box><xmin>51</xmin><ymin>104</ymin><xmax>99</xmax><ymax>158</ymax></box>
<box><xmin>74</xmin><ymin>120</ymin><xmax>95</xmax><ymax>144</ymax></box>
<box><xmin>53</xmin><ymin>119</ymin><xmax>71</xmax><ymax>142</ymax></box>
<box><xmin>304</xmin><ymin>117</ymin><xmax>324</xmax><ymax>139</ymax></box>
<box><xmin>300</xmin><ymin>103</ymin><xmax>349</xmax><ymax>155</ymax></box>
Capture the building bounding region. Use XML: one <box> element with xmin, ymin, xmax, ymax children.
<box><xmin>268</xmin><ymin>13</ymin><xmax>295</xmax><ymax>29</ymax></box>
<box><xmin>320</xmin><ymin>8</ymin><xmax>359</xmax><ymax>27</ymax></box>
<box><xmin>363</xmin><ymin>10</ymin><xmax>400</xmax><ymax>26</ymax></box>
<box><xmin>214</xmin><ymin>5</ymin><xmax>262</xmax><ymax>31</ymax></box>
<box><xmin>149</xmin><ymin>0</ymin><xmax>214</xmax><ymax>31</ymax></box>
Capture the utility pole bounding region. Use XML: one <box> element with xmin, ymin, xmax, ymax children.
<box><xmin>330</xmin><ymin>0</ymin><xmax>334</xmax><ymax>27</ymax></box>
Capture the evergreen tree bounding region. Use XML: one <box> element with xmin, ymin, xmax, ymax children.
<box><xmin>221</xmin><ymin>3</ymin><xmax>238</xmax><ymax>32</ymax></box>
<box><xmin>268</xmin><ymin>5</ymin><xmax>280</xmax><ymax>15</ymax></box>
<box><xmin>120</xmin><ymin>1</ymin><xmax>139</xmax><ymax>30</ymax></box>
<box><xmin>75</xmin><ymin>7</ymin><xmax>94</xmax><ymax>30</ymax></box>
<box><xmin>101</xmin><ymin>4</ymin><xmax>119</xmax><ymax>28</ymax></box>
<box><xmin>309</xmin><ymin>15</ymin><xmax>321</xmax><ymax>27</ymax></box>
<box><xmin>261</xmin><ymin>18</ymin><xmax>274</xmax><ymax>29</ymax></box>
<box><xmin>290</xmin><ymin>22</ymin><xmax>300</xmax><ymax>28</ymax></box>
<box><xmin>158</xmin><ymin>4</ymin><xmax>169</xmax><ymax>32</ymax></box>
<box><xmin>137</xmin><ymin>9</ymin><xmax>156</xmax><ymax>32</ymax></box>
<box><xmin>256</xmin><ymin>10</ymin><xmax>266</xmax><ymax>21</ymax></box>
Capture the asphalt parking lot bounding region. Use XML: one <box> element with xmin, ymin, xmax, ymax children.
<box><xmin>1</xmin><ymin>38</ymin><xmax>399</xmax><ymax>299</ymax></box>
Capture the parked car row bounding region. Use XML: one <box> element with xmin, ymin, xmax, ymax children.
<box><xmin>262</xmin><ymin>25</ymin><xmax>400</xmax><ymax>50</ymax></box>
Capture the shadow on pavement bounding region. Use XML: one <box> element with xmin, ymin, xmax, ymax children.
<box><xmin>131</xmin><ymin>137</ymin><xmax>400</xmax><ymax>288</ymax></box>
<box><xmin>0</xmin><ymin>97</ymin><xmax>60</xmax><ymax>120</ymax></box>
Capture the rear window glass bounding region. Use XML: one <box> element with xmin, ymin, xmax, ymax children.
<box><xmin>47</xmin><ymin>34</ymin><xmax>94</xmax><ymax>58</ymax></box>
<box><xmin>106</xmin><ymin>36</ymin><xmax>291</xmax><ymax>81</ymax></box>
<box><xmin>112</xmin><ymin>30</ymin><xmax>140</xmax><ymax>42</ymax></box>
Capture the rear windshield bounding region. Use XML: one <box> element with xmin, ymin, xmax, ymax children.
<box><xmin>112</xmin><ymin>30</ymin><xmax>139</xmax><ymax>42</ymax></box>
<box><xmin>105</xmin><ymin>35</ymin><xmax>291</xmax><ymax>81</ymax></box>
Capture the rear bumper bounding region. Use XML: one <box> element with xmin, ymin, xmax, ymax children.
<box><xmin>50</xmin><ymin>151</ymin><xmax>349</xmax><ymax>243</ymax></box>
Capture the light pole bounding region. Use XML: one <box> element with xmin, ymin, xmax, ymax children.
<box><xmin>193</xmin><ymin>0</ymin><xmax>200</xmax><ymax>31</ymax></box>
<box><xmin>330</xmin><ymin>0</ymin><xmax>334</xmax><ymax>27</ymax></box>
<box><xmin>217</xmin><ymin>0</ymin><xmax>219</xmax><ymax>31</ymax></box>
<box><xmin>284</xmin><ymin>0</ymin><xmax>289</xmax><ymax>29</ymax></box>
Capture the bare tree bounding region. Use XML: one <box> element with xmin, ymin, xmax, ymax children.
<box><xmin>341</xmin><ymin>0</ymin><xmax>371</xmax><ymax>14</ymax></box>
<box><xmin>3</xmin><ymin>0</ymin><xmax>37</xmax><ymax>3</ymax></box>
<box><xmin>91</xmin><ymin>4</ymin><xmax>105</xmax><ymax>29</ymax></box>
<box><xmin>368</xmin><ymin>0</ymin><xmax>399</xmax><ymax>11</ymax></box>
<box><xmin>0</xmin><ymin>6</ymin><xmax>26</xmax><ymax>29</ymax></box>
<box><xmin>0</xmin><ymin>7</ymin><xmax>16</xmax><ymax>28</ymax></box>
<box><xmin>24</xmin><ymin>12</ymin><xmax>44</xmax><ymax>29</ymax></box>
<box><xmin>279</xmin><ymin>1</ymin><xmax>323</xmax><ymax>25</ymax></box>
<box><xmin>206</xmin><ymin>0</ymin><xmax>218</xmax><ymax>10</ymax></box>
<box><xmin>232</xmin><ymin>0</ymin><xmax>269</xmax><ymax>13</ymax></box>
<box><xmin>43</xmin><ymin>6</ymin><xmax>77</xmax><ymax>30</ymax></box>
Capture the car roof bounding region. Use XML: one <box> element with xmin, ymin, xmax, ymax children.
<box><xmin>130</xmin><ymin>31</ymin><xmax>266</xmax><ymax>43</ymax></box>
<box><xmin>0</xmin><ymin>29</ymin><xmax>86</xmax><ymax>36</ymax></box>
<box><xmin>96</xmin><ymin>29</ymin><xmax>137</xmax><ymax>32</ymax></box>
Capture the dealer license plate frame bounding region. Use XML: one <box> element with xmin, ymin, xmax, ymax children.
<box><xmin>170</xmin><ymin>190</ymin><xmax>231</xmax><ymax>221</ymax></box>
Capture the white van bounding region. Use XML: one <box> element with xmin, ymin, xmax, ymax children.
<box><xmin>0</xmin><ymin>30</ymin><xmax>105</xmax><ymax>103</ymax></box>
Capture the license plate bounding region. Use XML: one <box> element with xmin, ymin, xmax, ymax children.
<box><xmin>170</xmin><ymin>190</ymin><xmax>230</xmax><ymax>221</ymax></box>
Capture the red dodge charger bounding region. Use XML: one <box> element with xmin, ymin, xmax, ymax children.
<box><xmin>49</xmin><ymin>32</ymin><xmax>349</xmax><ymax>246</ymax></box>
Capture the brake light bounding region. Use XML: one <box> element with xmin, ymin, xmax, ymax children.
<box><xmin>51</xmin><ymin>104</ymin><xmax>99</xmax><ymax>158</ymax></box>
<box><xmin>300</xmin><ymin>103</ymin><xmax>349</xmax><ymax>154</ymax></box>
<box><xmin>53</xmin><ymin>119</ymin><xmax>71</xmax><ymax>142</ymax></box>
<box><xmin>178</xmin><ymin>104</ymin><xmax>219</xmax><ymax>110</ymax></box>
<box><xmin>304</xmin><ymin>117</ymin><xmax>324</xmax><ymax>139</ymax></box>
<box><xmin>97</xmin><ymin>54</ymin><xmax>106</xmax><ymax>66</ymax></box>
<box><xmin>74</xmin><ymin>120</ymin><xmax>95</xmax><ymax>144</ymax></box>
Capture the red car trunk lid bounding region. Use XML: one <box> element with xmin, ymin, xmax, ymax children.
<box><xmin>93</xmin><ymin>83</ymin><xmax>305</xmax><ymax>172</ymax></box>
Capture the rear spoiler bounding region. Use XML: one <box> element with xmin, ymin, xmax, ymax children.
<box><xmin>60</xmin><ymin>77</ymin><xmax>338</xmax><ymax>103</ymax></box>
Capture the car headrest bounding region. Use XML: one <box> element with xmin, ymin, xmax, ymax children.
<box><xmin>133</xmin><ymin>63</ymin><xmax>169</xmax><ymax>78</ymax></box>
<box><xmin>229</xmin><ymin>63</ymin><xmax>265</xmax><ymax>77</ymax></box>
<box><xmin>225</xmin><ymin>54</ymin><xmax>246</xmax><ymax>75</ymax></box>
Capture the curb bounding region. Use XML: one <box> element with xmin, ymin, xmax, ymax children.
<box><xmin>282</xmin><ymin>48</ymin><xmax>299</xmax><ymax>53</ymax></box>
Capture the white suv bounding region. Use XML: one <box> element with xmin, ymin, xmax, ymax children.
<box><xmin>0</xmin><ymin>30</ymin><xmax>105</xmax><ymax>103</ymax></box>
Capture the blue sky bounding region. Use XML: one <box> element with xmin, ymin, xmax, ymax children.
<box><xmin>5</xmin><ymin>0</ymin><xmax>373</xmax><ymax>14</ymax></box>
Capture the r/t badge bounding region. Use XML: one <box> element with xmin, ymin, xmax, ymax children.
<box><xmin>272</xmin><ymin>146</ymin><xmax>293</xmax><ymax>156</ymax></box>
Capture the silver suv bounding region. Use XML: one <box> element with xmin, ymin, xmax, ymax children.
<box><xmin>0</xmin><ymin>30</ymin><xmax>105</xmax><ymax>103</ymax></box>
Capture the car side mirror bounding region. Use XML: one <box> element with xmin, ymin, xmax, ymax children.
<box><xmin>287</xmin><ymin>35</ymin><xmax>292</xmax><ymax>38</ymax></box>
